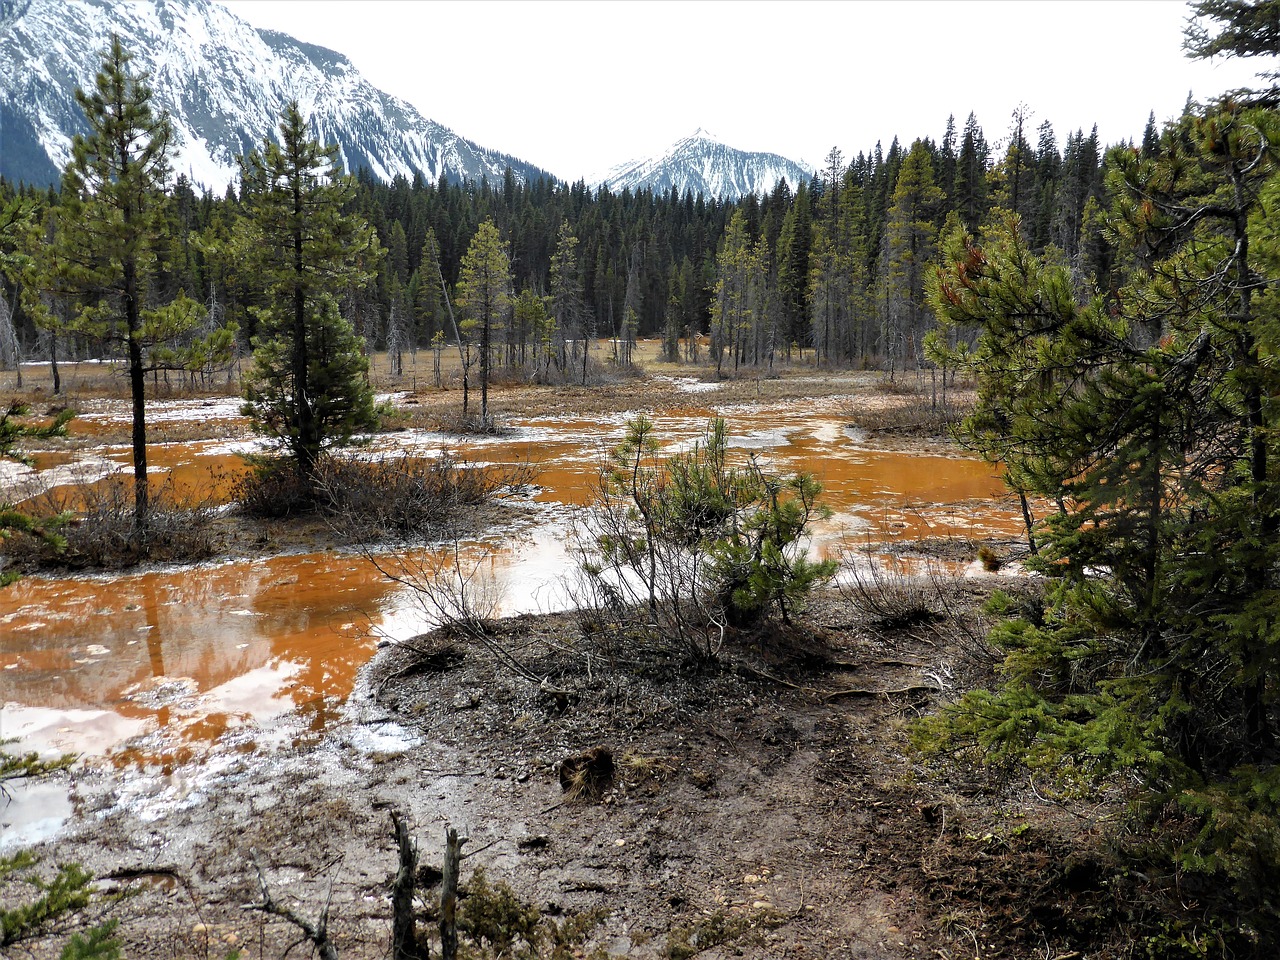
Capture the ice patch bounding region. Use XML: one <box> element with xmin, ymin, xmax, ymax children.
<box><xmin>0</xmin><ymin>779</ymin><xmax>74</xmax><ymax>850</ymax></box>
<box><xmin>653</xmin><ymin>375</ymin><xmax>722</xmax><ymax>394</ymax></box>
<box><xmin>343</xmin><ymin>720</ymin><xmax>420</xmax><ymax>757</ymax></box>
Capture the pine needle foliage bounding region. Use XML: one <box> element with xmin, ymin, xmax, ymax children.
<box><xmin>923</xmin><ymin>92</ymin><xmax>1280</xmax><ymax>948</ymax></box>
<box><xmin>581</xmin><ymin>416</ymin><xmax>835</xmax><ymax>657</ymax></box>
<box><xmin>238</xmin><ymin>101</ymin><xmax>381</xmax><ymax>491</ymax></box>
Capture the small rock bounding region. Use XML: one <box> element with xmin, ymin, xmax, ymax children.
<box><xmin>451</xmin><ymin>691</ymin><xmax>481</xmax><ymax>711</ymax></box>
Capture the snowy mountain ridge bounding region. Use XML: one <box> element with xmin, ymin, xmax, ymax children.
<box><xmin>1</xmin><ymin>0</ymin><xmax>813</xmax><ymax>200</ymax></box>
<box><xmin>0</xmin><ymin>0</ymin><xmax>550</xmax><ymax>191</ymax></box>
<box><xmin>590</xmin><ymin>128</ymin><xmax>814</xmax><ymax>200</ymax></box>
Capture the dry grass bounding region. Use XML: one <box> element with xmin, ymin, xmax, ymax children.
<box><xmin>7</xmin><ymin>474</ymin><xmax>221</xmax><ymax>571</ymax></box>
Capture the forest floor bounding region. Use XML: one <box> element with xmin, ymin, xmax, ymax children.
<box><xmin>3</xmin><ymin>357</ymin><xmax>1157</xmax><ymax>959</ymax></box>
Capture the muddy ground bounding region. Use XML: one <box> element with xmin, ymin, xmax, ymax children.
<box><xmin>2</xmin><ymin>363</ymin><xmax>1151</xmax><ymax>959</ymax></box>
<box><xmin>6</xmin><ymin>581</ymin><xmax>1149</xmax><ymax>960</ymax></box>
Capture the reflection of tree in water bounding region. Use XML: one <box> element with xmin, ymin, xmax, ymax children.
<box><xmin>255</xmin><ymin>554</ymin><xmax>391</xmax><ymax>740</ymax></box>
<box><xmin>142</xmin><ymin>579</ymin><xmax>170</xmax><ymax>730</ymax></box>
<box><xmin>5</xmin><ymin>409</ymin><xmax>1030</xmax><ymax>766</ymax></box>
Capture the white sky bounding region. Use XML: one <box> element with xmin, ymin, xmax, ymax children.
<box><xmin>221</xmin><ymin>0</ymin><xmax>1269</xmax><ymax>182</ymax></box>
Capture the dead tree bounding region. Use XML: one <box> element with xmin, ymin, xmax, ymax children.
<box><xmin>247</xmin><ymin>850</ymin><xmax>339</xmax><ymax>960</ymax></box>
<box><xmin>440</xmin><ymin>826</ymin><xmax>467</xmax><ymax>960</ymax></box>
<box><xmin>390</xmin><ymin>810</ymin><xmax>427</xmax><ymax>960</ymax></box>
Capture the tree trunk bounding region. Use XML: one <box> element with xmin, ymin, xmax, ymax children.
<box><xmin>390</xmin><ymin>812</ymin><xmax>425</xmax><ymax>960</ymax></box>
<box><xmin>440</xmin><ymin>827</ymin><xmax>466</xmax><ymax>960</ymax></box>
<box><xmin>125</xmin><ymin>268</ymin><xmax>149</xmax><ymax>537</ymax></box>
<box><xmin>480</xmin><ymin>306</ymin><xmax>490</xmax><ymax>427</ymax></box>
<box><xmin>49</xmin><ymin>334</ymin><xmax>60</xmax><ymax>396</ymax></box>
<box><xmin>1018</xmin><ymin>489</ymin><xmax>1037</xmax><ymax>556</ymax></box>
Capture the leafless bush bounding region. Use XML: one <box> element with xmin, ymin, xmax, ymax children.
<box><xmin>369</xmin><ymin>534</ymin><xmax>566</xmax><ymax>690</ymax></box>
<box><xmin>232</xmin><ymin>455</ymin><xmax>312</xmax><ymax>518</ymax></box>
<box><xmin>564</xmin><ymin>534</ymin><xmax>724</xmax><ymax>670</ymax></box>
<box><xmin>844</xmin><ymin>393</ymin><xmax>967</xmax><ymax>437</ymax></box>
<box><xmin>315</xmin><ymin>449</ymin><xmax>531</xmax><ymax>541</ymax></box>
<box><xmin>234</xmin><ymin>448</ymin><xmax>533</xmax><ymax>540</ymax></box>
<box><xmin>428</xmin><ymin>409</ymin><xmax>512</xmax><ymax>436</ymax></box>
<box><xmin>837</xmin><ymin>542</ymin><xmax>992</xmax><ymax>657</ymax></box>
<box><xmin>9</xmin><ymin>474</ymin><xmax>220</xmax><ymax>570</ymax></box>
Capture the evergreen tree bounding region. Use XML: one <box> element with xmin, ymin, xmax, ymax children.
<box><xmin>774</xmin><ymin>182</ymin><xmax>812</xmax><ymax>356</ymax></box>
<box><xmin>709</xmin><ymin>210</ymin><xmax>762</xmax><ymax>377</ymax></box>
<box><xmin>549</xmin><ymin>220</ymin><xmax>590</xmax><ymax>383</ymax></box>
<box><xmin>880</xmin><ymin>140</ymin><xmax>944</xmax><ymax>374</ymax></box>
<box><xmin>927</xmin><ymin>97</ymin><xmax>1280</xmax><ymax>943</ymax></box>
<box><xmin>456</xmin><ymin>219</ymin><xmax>512</xmax><ymax>427</ymax></box>
<box><xmin>954</xmin><ymin>112</ymin><xmax>990</xmax><ymax>231</ymax></box>
<box><xmin>46</xmin><ymin>36</ymin><xmax>179</xmax><ymax>535</ymax></box>
<box><xmin>987</xmin><ymin>104</ymin><xmax>1038</xmax><ymax>231</ymax></box>
<box><xmin>939</xmin><ymin>113</ymin><xmax>958</xmax><ymax>210</ymax></box>
<box><xmin>1185</xmin><ymin>0</ymin><xmax>1280</xmax><ymax>99</ymax></box>
<box><xmin>239</xmin><ymin>101</ymin><xmax>381</xmax><ymax>488</ymax></box>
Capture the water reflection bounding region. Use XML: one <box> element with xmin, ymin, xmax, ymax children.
<box><xmin>1</xmin><ymin>400</ymin><xmax>1020</xmax><ymax>769</ymax></box>
<box><xmin>1</xmin><ymin>554</ymin><xmax>388</xmax><ymax>767</ymax></box>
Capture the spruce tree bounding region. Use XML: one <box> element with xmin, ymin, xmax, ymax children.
<box><xmin>548</xmin><ymin>221</ymin><xmax>589</xmax><ymax>383</ymax></box>
<box><xmin>881</xmin><ymin>140</ymin><xmax>944</xmax><ymax>374</ymax></box>
<box><xmin>49</xmin><ymin>36</ymin><xmax>176</xmax><ymax>536</ymax></box>
<box><xmin>953</xmin><ymin>112</ymin><xmax>990</xmax><ymax>232</ymax></box>
<box><xmin>239</xmin><ymin>101</ymin><xmax>381</xmax><ymax>489</ymax></box>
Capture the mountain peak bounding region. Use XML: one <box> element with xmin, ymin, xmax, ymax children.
<box><xmin>590</xmin><ymin>130</ymin><xmax>813</xmax><ymax>200</ymax></box>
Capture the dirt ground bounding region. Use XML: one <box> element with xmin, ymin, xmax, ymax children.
<box><xmin>2</xmin><ymin>360</ymin><xmax>1144</xmax><ymax>959</ymax></box>
<box><xmin>7</xmin><ymin>583</ymin><xmax>1141</xmax><ymax>960</ymax></box>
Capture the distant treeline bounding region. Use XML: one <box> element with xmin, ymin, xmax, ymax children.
<box><xmin>0</xmin><ymin>106</ymin><xmax>1155</xmax><ymax>377</ymax></box>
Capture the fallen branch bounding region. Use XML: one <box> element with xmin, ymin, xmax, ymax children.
<box><xmin>246</xmin><ymin>850</ymin><xmax>339</xmax><ymax>960</ymax></box>
<box><xmin>822</xmin><ymin>683</ymin><xmax>937</xmax><ymax>702</ymax></box>
<box><xmin>734</xmin><ymin>662</ymin><xmax>812</xmax><ymax>692</ymax></box>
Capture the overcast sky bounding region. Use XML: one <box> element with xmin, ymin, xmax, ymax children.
<box><xmin>221</xmin><ymin>0</ymin><xmax>1266</xmax><ymax>182</ymax></box>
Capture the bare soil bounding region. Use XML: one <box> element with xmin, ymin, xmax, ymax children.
<box><xmin>9</xmin><ymin>587</ymin><xmax>1145</xmax><ymax>960</ymax></box>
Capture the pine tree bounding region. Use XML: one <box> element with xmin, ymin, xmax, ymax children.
<box><xmin>239</xmin><ymin>101</ymin><xmax>381</xmax><ymax>489</ymax></box>
<box><xmin>927</xmin><ymin>98</ymin><xmax>1280</xmax><ymax>941</ymax></box>
<box><xmin>456</xmin><ymin>219</ymin><xmax>511</xmax><ymax>427</ymax></box>
<box><xmin>47</xmin><ymin>36</ymin><xmax>177</xmax><ymax>535</ymax></box>
<box><xmin>709</xmin><ymin>210</ymin><xmax>762</xmax><ymax>377</ymax></box>
<box><xmin>413</xmin><ymin>228</ymin><xmax>445</xmax><ymax>344</ymax></box>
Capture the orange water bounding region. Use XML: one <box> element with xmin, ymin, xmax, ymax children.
<box><xmin>1</xmin><ymin>398</ymin><xmax>1017</xmax><ymax>768</ymax></box>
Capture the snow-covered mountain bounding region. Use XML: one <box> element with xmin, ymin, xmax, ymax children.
<box><xmin>0</xmin><ymin>0</ymin><xmax>551</xmax><ymax>191</ymax></box>
<box><xmin>589</xmin><ymin>129</ymin><xmax>814</xmax><ymax>200</ymax></box>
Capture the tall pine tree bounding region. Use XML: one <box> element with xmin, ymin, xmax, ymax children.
<box><xmin>49</xmin><ymin>36</ymin><xmax>181</xmax><ymax>536</ymax></box>
<box><xmin>239</xmin><ymin>101</ymin><xmax>381</xmax><ymax>489</ymax></box>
